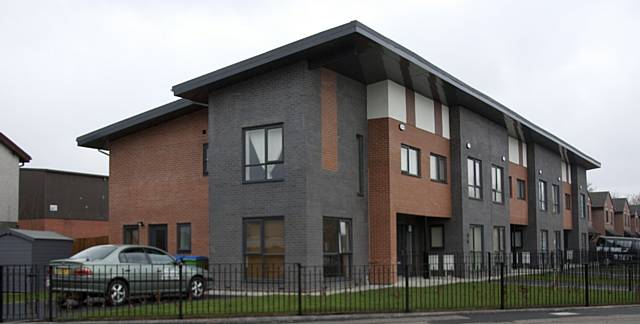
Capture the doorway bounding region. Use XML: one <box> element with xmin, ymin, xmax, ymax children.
<box><xmin>148</xmin><ymin>224</ymin><xmax>168</xmax><ymax>252</ymax></box>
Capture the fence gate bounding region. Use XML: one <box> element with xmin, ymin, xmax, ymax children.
<box><xmin>1</xmin><ymin>265</ymin><xmax>47</xmax><ymax>322</ymax></box>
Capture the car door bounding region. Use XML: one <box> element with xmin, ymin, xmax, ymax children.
<box><xmin>117</xmin><ymin>247</ymin><xmax>153</xmax><ymax>295</ymax></box>
<box><xmin>145</xmin><ymin>248</ymin><xmax>180</xmax><ymax>294</ymax></box>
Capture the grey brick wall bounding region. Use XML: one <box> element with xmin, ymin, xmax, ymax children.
<box><xmin>208</xmin><ymin>62</ymin><xmax>368</xmax><ymax>267</ymax></box>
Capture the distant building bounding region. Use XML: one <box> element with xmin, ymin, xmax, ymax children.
<box><xmin>18</xmin><ymin>168</ymin><xmax>109</xmax><ymax>250</ymax></box>
<box><xmin>0</xmin><ymin>132</ymin><xmax>31</xmax><ymax>229</ymax></box>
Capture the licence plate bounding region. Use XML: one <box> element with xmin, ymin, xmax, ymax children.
<box><xmin>55</xmin><ymin>268</ymin><xmax>70</xmax><ymax>275</ymax></box>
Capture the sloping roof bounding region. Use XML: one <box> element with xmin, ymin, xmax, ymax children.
<box><xmin>0</xmin><ymin>229</ymin><xmax>72</xmax><ymax>242</ymax></box>
<box><xmin>0</xmin><ymin>132</ymin><xmax>31</xmax><ymax>163</ymax></box>
<box><xmin>171</xmin><ymin>20</ymin><xmax>600</xmax><ymax>170</ymax></box>
<box><xmin>76</xmin><ymin>99</ymin><xmax>205</xmax><ymax>149</ymax></box>
<box><xmin>590</xmin><ymin>192</ymin><xmax>611</xmax><ymax>208</ymax></box>
<box><xmin>629</xmin><ymin>204</ymin><xmax>640</xmax><ymax>215</ymax></box>
<box><xmin>612</xmin><ymin>198</ymin><xmax>629</xmax><ymax>213</ymax></box>
<box><xmin>20</xmin><ymin>168</ymin><xmax>108</xmax><ymax>179</ymax></box>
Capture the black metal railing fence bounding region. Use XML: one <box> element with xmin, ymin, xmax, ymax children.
<box><xmin>2</xmin><ymin>250</ymin><xmax>640</xmax><ymax>322</ymax></box>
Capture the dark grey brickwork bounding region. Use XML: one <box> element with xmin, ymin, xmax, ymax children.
<box><xmin>567</xmin><ymin>164</ymin><xmax>589</xmax><ymax>250</ymax></box>
<box><xmin>207</xmin><ymin>62</ymin><xmax>368</xmax><ymax>267</ymax></box>
<box><xmin>449</xmin><ymin>106</ymin><xmax>511</xmax><ymax>254</ymax></box>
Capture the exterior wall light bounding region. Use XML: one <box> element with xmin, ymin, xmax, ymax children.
<box><xmin>501</xmin><ymin>156</ymin><xmax>506</xmax><ymax>162</ymax></box>
<box><xmin>399</xmin><ymin>123</ymin><xmax>406</xmax><ymax>131</ymax></box>
<box><xmin>466</xmin><ymin>142</ymin><xmax>471</xmax><ymax>149</ymax></box>
<box><xmin>538</xmin><ymin>169</ymin><xmax>543</xmax><ymax>175</ymax></box>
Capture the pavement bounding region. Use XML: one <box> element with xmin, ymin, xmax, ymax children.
<box><xmin>31</xmin><ymin>305</ymin><xmax>640</xmax><ymax>323</ymax></box>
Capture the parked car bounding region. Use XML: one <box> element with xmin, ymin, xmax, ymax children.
<box><xmin>594</xmin><ymin>236</ymin><xmax>640</xmax><ymax>264</ymax></box>
<box><xmin>49</xmin><ymin>245</ymin><xmax>209</xmax><ymax>306</ymax></box>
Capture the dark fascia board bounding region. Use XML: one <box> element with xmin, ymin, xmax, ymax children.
<box><xmin>0</xmin><ymin>132</ymin><xmax>31</xmax><ymax>163</ymax></box>
<box><xmin>76</xmin><ymin>99</ymin><xmax>205</xmax><ymax>149</ymax></box>
<box><xmin>20</xmin><ymin>168</ymin><xmax>108</xmax><ymax>179</ymax></box>
<box><xmin>171</xmin><ymin>20</ymin><xmax>600</xmax><ymax>169</ymax></box>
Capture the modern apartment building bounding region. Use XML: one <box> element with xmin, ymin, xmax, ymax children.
<box><xmin>0</xmin><ymin>132</ymin><xmax>31</xmax><ymax>229</ymax></box>
<box><xmin>78</xmin><ymin>21</ymin><xmax>599</xmax><ymax>275</ymax></box>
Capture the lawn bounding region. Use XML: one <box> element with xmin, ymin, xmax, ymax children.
<box><xmin>2</xmin><ymin>291</ymin><xmax>47</xmax><ymax>304</ymax></box>
<box><xmin>54</xmin><ymin>280</ymin><xmax>640</xmax><ymax>321</ymax></box>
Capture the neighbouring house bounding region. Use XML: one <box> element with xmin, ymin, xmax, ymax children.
<box><xmin>18</xmin><ymin>168</ymin><xmax>109</xmax><ymax>252</ymax></box>
<box><xmin>612</xmin><ymin>198</ymin><xmax>632</xmax><ymax>237</ymax></box>
<box><xmin>631</xmin><ymin>205</ymin><xmax>640</xmax><ymax>237</ymax></box>
<box><xmin>590</xmin><ymin>191</ymin><xmax>615</xmax><ymax>236</ymax></box>
<box><xmin>77</xmin><ymin>101</ymin><xmax>208</xmax><ymax>256</ymax></box>
<box><xmin>77</xmin><ymin>21</ymin><xmax>599</xmax><ymax>280</ymax></box>
<box><xmin>0</xmin><ymin>132</ymin><xmax>31</xmax><ymax>229</ymax></box>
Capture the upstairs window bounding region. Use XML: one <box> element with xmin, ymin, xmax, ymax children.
<box><xmin>565</xmin><ymin>194</ymin><xmax>571</xmax><ymax>210</ymax></box>
<box><xmin>491</xmin><ymin>165</ymin><xmax>504</xmax><ymax>204</ymax></box>
<box><xmin>516</xmin><ymin>179</ymin><xmax>526</xmax><ymax>200</ymax></box>
<box><xmin>244</xmin><ymin>125</ymin><xmax>283</xmax><ymax>182</ymax></box>
<box><xmin>401</xmin><ymin>145</ymin><xmax>420</xmax><ymax>176</ymax></box>
<box><xmin>430</xmin><ymin>154</ymin><xmax>447</xmax><ymax>183</ymax></box>
<box><xmin>538</xmin><ymin>180</ymin><xmax>548</xmax><ymax>211</ymax></box>
<box><xmin>467</xmin><ymin>158</ymin><xmax>482</xmax><ymax>199</ymax></box>
<box><xmin>579</xmin><ymin>194</ymin><xmax>587</xmax><ymax>219</ymax></box>
<box><xmin>552</xmin><ymin>185</ymin><xmax>560</xmax><ymax>213</ymax></box>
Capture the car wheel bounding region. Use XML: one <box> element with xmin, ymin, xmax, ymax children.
<box><xmin>189</xmin><ymin>276</ymin><xmax>205</xmax><ymax>299</ymax></box>
<box><xmin>106</xmin><ymin>279</ymin><xmax>129</xmax><ymax>306</ymax></box>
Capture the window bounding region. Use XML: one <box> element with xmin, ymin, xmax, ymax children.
<box><xmin>146</xmin><ymin>248</ymin><xmax>175</xmax><ymax>264</ymax></box>
<box><xmin>554</xmin><ymin>231</ymin><xmax>562</xmax><ymax>252</ymax></box>
<box><xmin>357</xmin><ymin>135</ymin><xmax>365</xmax><ymax>196</ymax></box>
<box><xmin>123</xmin><ymin>225</ymin><xmax>139</xmax><ymax>245</ymax></box>
<box><xmin>148</xmin><ymin>224</ymin><xmax>168</xmax><ymax>252</ymax></box>
<box><xmin>538</xmin><ymin>180</ymin><xmax>547</xmax><ymax>211</ymax></box>
<box><xmin>177</xmin><ymin>223</ymin><xmax>191</xmax><ymax>253</ymax></box>
<box><xmin>606</xmin><ymin>210</ymin><xmax>611</xmax><ymax>224</ymax></box>
<box><xmin>579</xmin><ymin>194</ymin><xmax>586</xmax><ymax>219</ymax></box>
<box><xmin>540</xmin><ymin>230</ymin><xmax>549</xmax><ymax>252</ymax></box>
<box><xmin>244</xmin><ymin>218</ymin><xmax>284</xmax><ymax>280</ymax></box>
<box><xmin>203</xmin><ymin>143</ymin><xmax>209</xmax><ymax>176</ymax></box>
<box><xmin>430</xmin><ymin>225</ymin><xmax>444</xmax><ymax>249</ymax></box>
<box><xmin>430</xmin><ymin>154</ymin><xmax>447</xmax><ymax>183</ymax></box>
<box><xmin>565</xmin><ymin>194</ymin><xmax>571</xmax><ymax>210</ymax></box>
<box><xmin>119</xmin><ymin>248</ymin><xmax>149</xmax><ymax>264</ymax></box>
<box><xmin>517</xmin><ymin>179</ymin><xmax>526</xmax><ymax>200</ymax></box>
<box><xmin>512</xmin><ymin>230</ymin><xmax>523</xmax><ymax>249</ymax></box>
<box><xmin>492</xmin><ymin>226</ymin><xmax>505</xmax><ymax>252</ymax></box>
<box><xmin>552</xmin><ymin>185</ymin><xmax>560</xmax><ymax>213</ymax></box>
<box><xmin>244</xmin><ymin>125</ymin><xmax>284</xmax><ymax>182</ymax></box>
<box><xmin>491</xmin><ymin>165</ymin><xmax>504</xmax><ymax>203</ymax></box>
<box><xmin>323</xmin><ymin>218</ymin><xmax>352</xmax><ymax>277</ymax></box>
<box><xmin>467</xmin><ymin>158</ymin><xmax>482</xmax><ymax>199</ymax></box>
<box><xmin>581</xmin><ymin>233</ymin><xmax>588</xmax><ymax>251</ymax></box>
<box><xmin>401</xmin><ymin>145</ymin><xmax>420</xmax><ymax>176</ymax></box>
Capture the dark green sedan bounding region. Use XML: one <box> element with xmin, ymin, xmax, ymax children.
<box><xmin>50</xmin><ymin>245</ymin><xmax>209</xmax><ymax>306</ymax></box>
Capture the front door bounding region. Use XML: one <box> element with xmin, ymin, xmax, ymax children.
<box><xmin>148</xmin><ymin>224</ymin><xmax>168</xmax><ymax>252</ymax></box>
<box><xmin>469</xmin><ymin>225</ymin><xmax>483</xmax><ymax>270</ymax></box>
<box><xmin>397</xmin><ymin>224</ymin><xmax>415</xmax><ymax>274</ymax></box>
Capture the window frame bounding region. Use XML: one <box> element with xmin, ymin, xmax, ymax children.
<box><xmin>400</xmin><ymin>144</ymin><xmax>420</xmax><ymax>177</ymax></box>
<box><xmin>429</xmin><ymin>153</ymin><xmax>447</xmax><ymax>183</ymax></box>
<box><xmin>356</xmin><ymin>134</ymin><xmax>365</xmax><ymax>196</ymax></box>
<box><xmin>540</xmin><ymin>230</ymin><xmax>549</xmax><ymax>252</ymax></box>
<box><xmin>203</xmin><ymin>143</ymin><xmax>209</xmax><ymax>176</ymax></box>
<box><xmin>242</xmin><ymin>123</ymin><xmax>284</xmax><ymax>183</ymax></box>
<box><xmin>538</xmin><ymin>180</ymin><xmax>548</xmax><ymax>211</ymax></box>
<box><xmin>122</xmin><ymin>225</ymin><xmax>139</xmax><ymax>245</ymax></box>
<box><xmin>467</xmin><ymin>157</ymin><xmax>483</xmax><ymax>200</ymax></box>
<box><xmin>551</xmin><ymin>184</ymin><xmax>560</xmax><ymax>214</ymax></box>
<box><xmin>516</xmin><ymin>179</ymin><xmax>526</xmax><ymax>200</ymax></box>
<box><xmin>243</xmin><ymin>217</ymin><xmax>285</xmax><ymax>281</ymax></box>
<box><xmin>491</xmin><ymin>165</ymin><xmax>504</xmax><ymax>204</ymax></box>
<box><xmin>176</xmin><ymin>223</ymin><xmax>192</xmax><ymax>254</ymax></box>
<box><xmin>579</xmin><ymin>193</ymin><xmax>587</xmax><ymax>219</ymax></box>
<box><xmin>429</xmin><ymin>225</ymin><xmax>445</xmax><ymax>249</ymax></box>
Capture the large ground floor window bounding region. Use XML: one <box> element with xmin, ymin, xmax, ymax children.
<box><xmin>244</xmin><ymin>217</ymin><xmax>284</xmax><ymax>280</ymax></box>
<box><xmin>323</xmin><ymin>217</ymin><xmax>352</xmax><ymax>277</ymax></box>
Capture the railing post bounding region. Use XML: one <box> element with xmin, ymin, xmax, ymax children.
<box><xmin>404</xmin><ymin>262</ymin><xmax>410</xmax><ymax>313</ymax></box>
<box><xmin>500</xmin><ymin>262</ymin><xmax>505</xmax><ymax>310</ymax></box>
<box><xmin>423</xmin><ymin>251</ymin><xmax>429</xmax><ymax>279</ymax></box>
<box><xmin>178</xmin><ymin>263</ymin><xmax>183</xmax><ymax>320</ymax></box>
<box><xmin>296</xmin><ymin>263</ymin><xmax>302</xmax><ymax>316</ymax></box>
<box><xmin>584</xmin><ymin>263</ymin><xmax>590</xmax><ymax>307</ymax></box>
<box><xmin>48</xmin><ymin>265</ymin><xmax>53</xmax><ymax>322</ymax></box>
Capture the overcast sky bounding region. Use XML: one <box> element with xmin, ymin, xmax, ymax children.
<box><xmin>1</xmin><ymin>1</ymin><xmax>638</xmax><ymax>195</ymax></box>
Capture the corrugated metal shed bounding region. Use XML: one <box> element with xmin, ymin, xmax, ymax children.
<box><xmin>0</xmin><ymin>228</ymin><xmax>73</xmax><ymax>265</ymax></box>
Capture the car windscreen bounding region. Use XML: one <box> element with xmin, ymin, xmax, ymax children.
<box><xmin>70</xmin><ymin>246</ymin><xmax>117</xmax><ymax>261</ymax></box>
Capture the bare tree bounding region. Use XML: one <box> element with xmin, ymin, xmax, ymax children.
<box><xmin>628</xmin><ymin>193</ymin><xmax>640</xmax><ymax>205</ymax></box>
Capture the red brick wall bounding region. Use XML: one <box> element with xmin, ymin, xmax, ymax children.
<box><xmin>18</xmin><ymin>218</ymin><xmax>108</xmax><ymax>239</ymax></box>
<box><xmin>591</xmin><ymin>208</ymin><xmax>606</xmax><ymax>236</ymax></box>
<box><xmin>368</xmin><ymin>117</ymin><xmax>451</xmax><ymax>269</ymax></box>
<box><xmin>508</xmin><ymin>163</ymin><xmax>528</xmax><ymax>225</ymax></box>
<box><xmin>321</xmin><ymin>68</ymin><xmax>338</xmax><ymax>171</ymax></box>
<box><xmin>108</xmin><ymin>108</ymin><xmax>209</xmax><ymax>256</ymax></box>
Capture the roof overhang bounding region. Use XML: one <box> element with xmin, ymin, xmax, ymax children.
<box><xmin>77</xmin><ymin>99</ymin><xmax>205</xmax><ymax>149</ymax></box>
<box><xmin>0</xmin><ymin>132</ymin><xmax>31</xmax><ymax>163</ymax></box>
<box><xmin>172</xmin><ymin>20</ymin><xmax>600</xmax><ymax>170</ymax></box>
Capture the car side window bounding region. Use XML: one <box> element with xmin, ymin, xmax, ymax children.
<box><xmin>146</xmin><ymin>248</ymin><xmax>175</xmax><ymax>265</ymax></box>
<box><xmin>119</xmin><ymin>248</ymin><xmax>150</xmax><ymax>264</ymax></box>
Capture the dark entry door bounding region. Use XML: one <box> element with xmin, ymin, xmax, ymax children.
<box><xmin>148</xmin><ymin>224</ymin><xmax>168</xmax><ymax>251</ymax></box>
<box><xmin>397</xmin><ymin>224</ymin><xmax>415</xmax><ymax>274</ymax></box>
